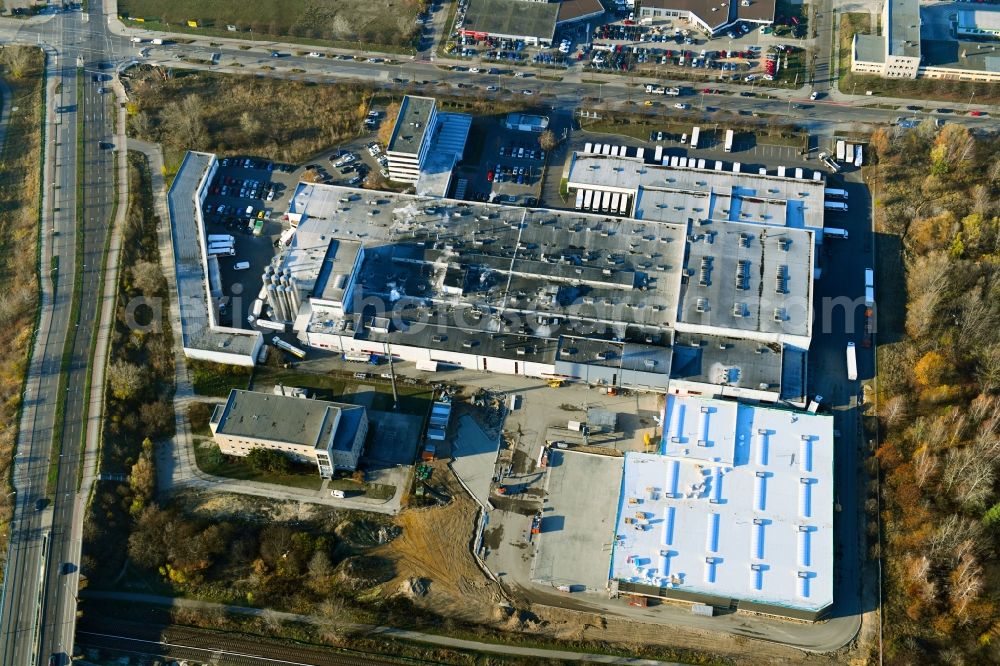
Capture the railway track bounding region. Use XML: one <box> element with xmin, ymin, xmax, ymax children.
<box><xmin>77</xmin><ymin>625</ymin><xmax>432</xmax><ymax>666</ymax></box>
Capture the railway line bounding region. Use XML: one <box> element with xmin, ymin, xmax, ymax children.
<box><xmin>77</xmin><ymin>626</ymin><xmax>433</xmax><ymax>666</ymax></box>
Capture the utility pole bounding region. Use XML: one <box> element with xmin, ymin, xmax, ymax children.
<box><xmin>386</xmin><ymin>341</ymin><xmax>399</xmax><ymax>410</ymax></box>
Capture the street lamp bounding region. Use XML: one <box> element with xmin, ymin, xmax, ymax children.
<box><xmin>968</xmin><ymin>90</ymin><xmax>976</xmax><ymax>107</ymax></box>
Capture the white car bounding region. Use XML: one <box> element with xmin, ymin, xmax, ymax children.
<box><xmin>674</xmin><ymin>103</ymin><xmax>690</xmax><ymax>109</ymax></box>
<box><xmin>810</xmin><ymin>91</ymin><xmax>819</xmax><ymax>100</ymax></box>
<box><xmin>470</xmin><ymin>67</ymin><xmax>481</xmax><ymax>73</ymax></box>
<box><xmin>307</xmin><ymin>52</ymin><xmax>322</xmax><ymax>58</ymax></box>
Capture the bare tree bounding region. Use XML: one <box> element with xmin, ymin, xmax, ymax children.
<box><xmin>538</xmin><ymin>130</ymin><xmax>558</xmax><ymax>152</ymax></box>
<box><xmin>905</xmin><ymin>251</ymin><xmax>950</xmax><ymax>339</ymax></box>
<box><xmin>928</xmin><ymin>515</ymin><xmax>982</xmax><ymax>561</ymax></box>
<box><xmin>941</xmin><ymin>445</ymin><xmax>996</xmax><ymax>510</ymax></box>
<box><xmin>108</xmin><ymin>359</ymin><xmax>148</xmax><ymax>400</ymax></box>
<box><xmin>912</xmin><ymin>445</ymin><xmax>938</xmax><ymax>488</ymax></box>
<box><xmin>949</xmin><ymin>551</ymin><xmax>983</xmax><ymax>623</ymax></box>
<box><xmin>880</xmin><ymin>394</ymin><xmax>910</xmax><ymax>429</ymax></box>
<box><xmin>131</xmin><ymin>260</ymin><xmax>165</xmax><ymax>296</ymax></box>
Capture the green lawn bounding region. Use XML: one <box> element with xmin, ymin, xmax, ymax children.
<box><xmin>118</xmin><ymin>0</ymin><xmax>421</xmax><ymax>51</ymax></box>
<box><xmin>192</xmin><ymin>441</ymin><xmax>323</xmax><ymax>490</ymax></box>
<box><xmin>251</xmin><ymin>366</ymin><xmax>434</xmax><ymax>417</ymax></box>
<box><xmin>188</xmin><ymin>361</ymin><xmax>252</xmax><ymax>397</ymax></box>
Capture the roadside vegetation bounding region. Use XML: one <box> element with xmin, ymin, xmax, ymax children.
<box><xmin>838</xmin><ymin>13</ymin><xmax>1000</xmax><ymax>104</ymax></box>
<box><xmin>867</xmin><ymin>122</ymin><xmax>1000</xmax><ymax>662</ymax></box>
<box><xmin>125</xmin><ymin>68</ymin><xmax>377</xmax><ymax>173</ymax></box>
<box><xmin>0</xmin><ymin>47</ymin><xmax>44</xmax><ymax>581</ymax></box>
<box><xmin>117</xmin><ymin>0</ymin><xmax>426</xmax><ymax>52</ymax></box>
<box><xmin>82</xmin><ymin>153</ymin><xmax>175</xmax><ymax>582</ymax></box>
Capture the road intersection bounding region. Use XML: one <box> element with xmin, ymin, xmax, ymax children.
<box><xmin>0</xmin><ymin>1</ymin><xmax>992</xmax><ymax>663</ymax></box>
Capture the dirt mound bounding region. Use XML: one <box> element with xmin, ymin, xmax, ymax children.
<box><xmin>398</xmin><ymin>577</ymin><xmax>430</xmax><ymax>599</ymax></box>
<box><xmin>335</xmin><ymin>518</ymin><xmax>400</xmax><ymax>547</ymax></box>
<box><xmin>335</xmin><ymin>555</ymin><xmax>396</xmax><ymax>591</ymax></box>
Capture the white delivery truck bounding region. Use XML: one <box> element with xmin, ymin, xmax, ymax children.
<box><xmin>724</xmin><ymin>129</ymin><xmax>734</xmax><ymax>153</ymax></box>
<box><xmin>846</xmin><ymin>342</ymin><xmax>858</xmax><ymax>381</ymax></box>
<box><xmin>690</xmin><ymin>126</ymin><xmax>701</xmax><ymax>149</ymax></box>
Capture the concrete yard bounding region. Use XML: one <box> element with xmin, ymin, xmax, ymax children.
<box><xmin>450</xmin><ymin>414</ymin><xmax>501</xmax><ymax>507</ymax></box>
<box><xmin>531</xmin><ymin>450</ymin><xmax>625</xmax><ymax>592</ymax></box>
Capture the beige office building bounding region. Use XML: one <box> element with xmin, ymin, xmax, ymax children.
<box><xmin>210</xmin><ymin>389</ymin><xmax>368</xmax><ymax>478</ymax></box>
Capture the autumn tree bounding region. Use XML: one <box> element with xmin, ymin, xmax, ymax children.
<box><xmin>108</xmin><ymin>359</ymin><xmax>148</xmax><ymax>400</ymax></box>
<box><xmin>128</xmin><ymin>438</ymin><xmax>156</xmax><ymax>514</ymax></box>
<box><xmin>377</xmin><ymin>101</ymin><xmax>401</xmax><ymax>148</ymax></box>
<box><xmin>914</xmin><ymin>351</ymin><xmax>949</xmax><ymax>388</ymax></box>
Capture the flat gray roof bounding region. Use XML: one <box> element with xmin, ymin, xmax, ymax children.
<box><xmin>671</xmin><ymin>332</ymin><xmax>783</xmax><ymax>395</ymax></box>
<box><xmin>168</xmin><ymin>151</ymin><xmax>261</xmax><ymax>359</ymax></box>
<box><xmin>958</xmin><ymin>8</ymin><xmax>1000</xmax><ymax>31</ymax></box>
<box><xmin>462</xmin><ymin>0</ymin><xmax>559</xmax><ymax>40</ymax></box>
<box><xmin>283</xmin><ymin>184</ymin><xmax>687</xmax><ymax>365</ymax></box>
<box><xmin>567</xmin><ymin>153</ymin><xmax>826</xmax><ymax>232</ymax></box>
<box><xmin>854</xmin><ymin>34</ymin><xmax>886</xmax><ymax>64</ymax></box>
<box><xmin>676</xmin><ymin>220</ymin><xmax>813</xmax><ymax>342</ymax></box>
<box><xmin>387</xmin><ymin>96</ymin><xmax>435</xmax><ymax>156</ymax></box>
<box><xmin>215</xmin><ymin>389</ymin><xmax>364</xmax><ymax>452</ymax></box>
<box><xmin>557</xmin><ymin>0</ymin><xmax>606</xmax><ymax>24</ymax></box>
<box><xmin>923</xmin><ymin>40</ymin><xmax>1000</xmax><ymax>73</ymax></box>
<box><xmin>887</xmin><ymin>0</ymin><xmax>921</xmax><ymax>58</ymax></box>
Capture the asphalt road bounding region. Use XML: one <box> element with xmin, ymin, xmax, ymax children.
<box><xmin>0</xmin><ymin>3</ymin><xmax>117</xmax><ymax>665</ymax></box>
<box><xmin>0</xmin><ymin>10</ymin><xmax>82</xmax><ymax>666</ymax></box>
<box><xmin>0</xmin><ymin>1</ymin><xmax>990</xmax><ymax>662</ymax></box>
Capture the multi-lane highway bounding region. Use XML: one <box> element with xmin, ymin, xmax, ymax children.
<box><xmin>0</xmin><ymin>1</ymin><xmax>993</xmax><ymax>663</ymax></box>
<box><xmin>0</xmin><ymin>2</ymin><xmax>117</xmax><ymax>665</ymax></box>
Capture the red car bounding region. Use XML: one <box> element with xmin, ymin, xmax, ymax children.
<box><xmin>486</xmin><ymin>170</ymin><xmax>494</xmax><ymax>182</ymax></box>
<box><xmin>969</xmin><ymin>110</ymin><xmax>986</xmax><ymax>117</ymax></box>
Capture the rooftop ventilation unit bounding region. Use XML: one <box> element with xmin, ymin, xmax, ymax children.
<box><xmin>699</xmin><ymin>257</ymin><xmax>713</xmax><ymax>286</ymax></box>
<box><xmin>773</xmin><ymin>307</ymin><xmax>785</xmax><ymax>322</ymax></box>
<box><xmin>696</xmin><ymin>298</ymin><xmax>709</xmax><ymax>313</ymax></box>
<box><xmin>775</xmin><ymin>265</ymin><xmax>788</xmax><ymax>294</ymax></box>
<box><xmin>733</xmin><ymin>302</ymin><xmax>747</xmax><ymax>317</ymax></box>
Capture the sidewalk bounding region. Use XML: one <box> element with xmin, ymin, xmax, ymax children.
<box><xmin>128</xmin><ymin>138</ymin><xmax>403</xmax><ymax>515</ymax></box>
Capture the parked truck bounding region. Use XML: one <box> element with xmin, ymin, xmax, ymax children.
<box><xmin>724</xmin><ymin>129</ymin><xmax>734</xmax><ymax>153</ymax></box>
<box><xmin>271</xmin><ymin>335</ymin><xmax>306</xmax><ymax>359</ymax></box>
<box><xmin>835</xmin><ymin>140</ymin><xmax>845</xmax><ymax>161</ymax></box>
<box><xmin>824</xmin><ymin>188</ymin><xmax>848</xmax><ymax>200</ymax></box>
<box><xmin>846</xmin><ymin>342</ymin><xmax>858</xmax><ymax>381</ymax></box>
<box><xmin>207</xmin><ymin>234</ymin><xmax>235</xmax><ymax>244</ymax></box>
<box><xmin>645</xmin><ymin>84</ymin><xmax>666</xmax><ymax>95</ymax></box>
<box><xmin>690</xmin><ymin>126</ymin><xmax>701</xmax><ymax>149</ymax></box>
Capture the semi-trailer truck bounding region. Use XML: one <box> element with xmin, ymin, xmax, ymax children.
<box><xmin>690</xmin><ymin>126</ymin><xmax>701</xmax><ymax>149</ymax></box>
<box><xmin>271</xmin><ymin>335</ymin><xmax>306</xmax><ymax>359</ymax></box>
<box><xmin>724</xmin><ymin>129</ymin><xmax>734</xmax><ymax>152</ymax></box>
<box><xmin>846</xmin><ymin>342</ymin><xmax>858</xmax><ymax>381</ymax></box>
<box><xmin>824</xmin><ymin>188</ymin><xmax>848</xmax><ymax>200</ymax></box>
<box><xmin>824</xmin><ymin>201</ymin><xmax>848</xmax><ymax>212</ymax></box>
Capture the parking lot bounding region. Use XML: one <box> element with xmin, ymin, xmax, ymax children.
<box><xmin>447</xmin><ymin>0</ymin><xmax>806</xmax><ymax>86</ymax></box>
<box><xmin>453</xmin><ymin>117</ymin><xmax>548</xmax><ymax>205</ymax></box>
<box><xmin>200</xmin><ymin>157</ymin><xmax>288</xmax><ymax>328</ymax></box>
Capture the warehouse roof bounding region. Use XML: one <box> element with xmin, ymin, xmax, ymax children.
<box><xmin>610</xmin><ymin>395</ymin><xmax>834</xmax><ymax>612</ymax></box>
<box><xmin>853</xmin><ymin>34</ymin><xmax>886</xmax><ymax>64</ymax></box>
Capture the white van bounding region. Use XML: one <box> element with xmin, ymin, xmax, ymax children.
<box><xmin>234</xmin><ymin>261</ymin><xmax>250</xmax><ymax>271</ymax></box>
<box><xmin>330</xmin><ymin>489</ymin><xmax>346</xmax><ymax>499</ymax></box>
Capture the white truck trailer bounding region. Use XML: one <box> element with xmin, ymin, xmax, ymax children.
<box><xmin>846</xmin><ymin>342</ymin><xmax>858</xmax><ymax>381</ymax></box>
